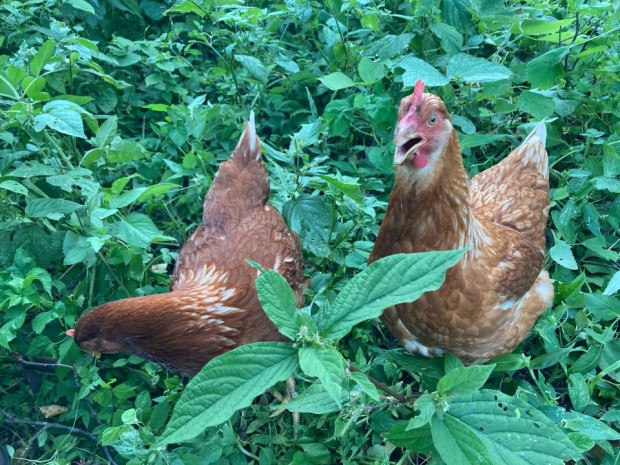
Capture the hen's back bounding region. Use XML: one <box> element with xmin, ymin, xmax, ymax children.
<box><xmin>469</xmin><ymin>122</ymin><xmax>549</xmax><ymax>251</ymax></box>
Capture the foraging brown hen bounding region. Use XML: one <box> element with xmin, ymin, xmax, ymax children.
<box><xmin>369</xmin><ymin>80</ymin><xmax>553</xmax><ymax>363</ymax></box>
<box><xmin>68</xmin><ymin>113</ymin><xmax>305</xmax><ymax>376</ymax></box>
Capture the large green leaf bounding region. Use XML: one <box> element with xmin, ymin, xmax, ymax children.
<box><xmin>437</xmin><ymin>364</ymin><xmax>496</xmax><ymax>396</ymax></box>
<box><xmin>318</xmin><ymin>250</ymin><xmax>466</xmax><ymax>340</ymax></box>
<box><xmin>399</xmin><ymin>57</ymin><xmax>450</xmax><ymax>88</ymax></box>
<box><xmin>526</xmin><ymin>47</ymin><xmax>569</xmax><ymax>89</ymax></box>
<box><xmin>319</xmin><ymin>72</ymin><xmax>355</xmax><ymax>91</ymax></box>
<box><xmin>256</xmin><ymin>270</ymin><xmax>302</xmax><ymax>340</ymax></box>
<box><xmin>114</xmin><ymin>212</ymin><xmax>165</xmax><ymax>248</ymax></box>
<box><xmin>159</xmin><ymin>342</ymin><xmax>299</xmax><ymax>445</ymax></box>
<box><xmin>447</xmin><ymin>54</ymin><xmax>512</xmax><ymax>83</ymax></box>
<box><xmin>443</xmin><ymin>390</ymin><xmax>582</xmax><ymax>464</ymax></box>
<box><xmin>298</xmin><ymin>345</ymin><xmax>345</xmax><ymax>405</ymax></box>
<box><xmin>33</xmin><ymin>100</ymin><xmax>88</xmax><ymax>139</ymax></box>
<box><xmin>25</xmin><ymin>198</ymin><xmax>83</xmax><ymax>220</ymax></box>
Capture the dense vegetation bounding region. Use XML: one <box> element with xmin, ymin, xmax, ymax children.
<box><xmin>1</xmin><ymin>0</ymin><xmax>619</xmax><ymax>463</ymax></box>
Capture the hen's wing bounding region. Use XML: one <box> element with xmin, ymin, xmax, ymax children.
<box><xmin>469</xmin><ymin>122</ymin><xmax>549</xmax><ymax>250</ymax></box>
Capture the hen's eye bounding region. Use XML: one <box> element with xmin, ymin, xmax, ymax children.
<box><xmin>428</xmin><ymin>114</ymin><xmax>438</xmax><ymax>126</ymax></box>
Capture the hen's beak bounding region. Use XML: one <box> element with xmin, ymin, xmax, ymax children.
<box><xmin>394</xmin><ymin>126</ymin><xmax>425</xmax><ymax>165</ymax></box>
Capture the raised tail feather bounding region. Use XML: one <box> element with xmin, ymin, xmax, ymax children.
<box><xmin>202</xmin><ymin>111</ymin><xmax>270</xmax><ymax>227</ymax></box>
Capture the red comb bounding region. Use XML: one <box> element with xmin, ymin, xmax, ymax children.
<box><xmin>412</xmin><ymin>79</ymin><xmax>425</xmax><ymax>106</ymax></box>
<box><xmin>66</xmin><ymin>329</ymin><xmax>75</xmax><ymax>337</ymax></box>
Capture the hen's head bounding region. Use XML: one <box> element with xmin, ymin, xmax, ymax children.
<box><xmin>68</xmin><ymin>307</ymin><xmax>125</xmax><ymax>356</ymax></box>
<box><xmin>393</xmin><ymin>80</ymin><xmax>453</xmax><ymax>173</ymax></box>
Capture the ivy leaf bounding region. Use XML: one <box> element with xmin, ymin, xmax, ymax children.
<box><xmin>447</xmin><ymin>54</ymin><xmax>512</xmax><ymax>83</ymax></box>
<box><xmin>256</xmin><ymin>270</ymin><xmax>302</xmax><ymax>340</ymax></box>
<box><xmin>318</xmin><ymin>249</ymin><xmax>466</xmax><ymax>340</ymax></box>
<box><xmin>158</xmin><ymin>342</ymin><xmax>299</xmax><ymax>445</ymax></box>
<box><xmin>298</xmin><ymin>345</ymin><xmax>345</xmax><ymax>405</ymax></box>
<box><xmin>437</xmin><ymin>364</ymin><xmax>496</xmax><ymax>396</ymax></box>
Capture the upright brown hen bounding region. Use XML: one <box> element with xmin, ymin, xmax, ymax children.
<box><xmin>68</xmin><ymin>113</ymin><xmax>305</xmax><ymax>376</ymax></box>
<box><xmin>370</xmin><ymin>80</ymin><xmax>553</xmax><ymax>362</ymax></box>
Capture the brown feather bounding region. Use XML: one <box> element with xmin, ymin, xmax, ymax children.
<box><xmin>370</xmin><ymin>90</ymin><xmax>552</xmax><ymax>362</ymax></box>
<box><xmin>72</xmin><ymin>114</ymin><xmax>304</xmax><ymax>376</ymax></box>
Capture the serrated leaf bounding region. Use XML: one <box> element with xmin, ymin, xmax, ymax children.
<box><xmin>349</xmin><ymin>371</ymin><xmax>380</xmax><ymax>401</ymax></box>
<box><xmin>0</xmin><ymin>313</ymin><xmax>27</xmax><ymax>349</ymax></box>
<box><xmin>234</xmin><ymin>54</ymin><xmax>269</xmax><ymax>83</ymax></box>
<box><xmin>437</xmin><ymin>364</ymin><xmax>495</xmax><ymax>396</ymax></box>
<box><xmin>447</xmin><ymin>54</ymin><xmax>512</xmax><ymax>83</ymax></box>
<box><xmin>256</xmin><ymin>270</ymin><xmax>302</xmax><ymax>340</ymax></box>
<box><xmin>399</xmin><ymin>57</ymin><xmax>450</xmax><ymax>87</ymax></box>
<box><xmin>114</xmin><ymin>212</ymin><xmax>164</xmax><ymax>248</ymax></box>
<box><xmin>442</xmin><ymin>390</ymin><xmax>582</xmax><ymax>464</ymax></box>
<box><xmin>159</xmin><ymin>342</ymin><xmax>298</xmax><ymax>445</ymax></box>
<box><xmin>319</xmin><ymin>72</ymin><xmax>355</xmax><ymax>91</ymax></box>
<box><xmin>29</xmin><ymin>39</ymin><xmax>55</xmax><ymax>76</ymax></box>
<box><xmin>33</xmin><ymin>100</ymin><xmax>87</xmax><ymax>139</ymax></box>
<box><xmin>550</xmin><ymin>240</ymin><xmax>578</xmax><ymax>270</ymax></box>
<box><xmin>25</xmin><ymin>198</ymin><xmax>83</xmax><ymax>219</ymax></box>
<box><xmin>299</xmin><ymin>346</ymin><xmax>345</xmax><ymax>405</ymax></box>
<box><xmin>318</xmin><ymin>249</ymin><xmax>466</xmax><ymax>340</ymax></box>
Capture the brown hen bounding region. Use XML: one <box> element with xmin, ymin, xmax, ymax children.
<box><xmin>369</xmin><ymin>80</ymin><xmax>553</xmax><ymax>363</ymax></box>
<box><xmin>68</xmin><ymin>113</ymin><xmax>305</xmax><ymax>376</ymax></box>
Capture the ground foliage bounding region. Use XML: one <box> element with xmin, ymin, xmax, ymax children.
<box><xmin>0</xmin><ymin>0</ymin><xmax>619</xmax><ymax>463</ymax></box>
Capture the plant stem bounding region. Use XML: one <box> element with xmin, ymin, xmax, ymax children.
<box><xmin>349</xmin><ymin>364</ymin><xmax>409</xmax><ymax>402</ymax></box>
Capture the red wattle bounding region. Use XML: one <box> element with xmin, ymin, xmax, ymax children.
<box><xmin>413</xmin><ymin>154</ymin><xmax>429</xmax><ymax>169</ymax></box>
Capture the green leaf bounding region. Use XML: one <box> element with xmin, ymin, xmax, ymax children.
<box><xmin>63</xmin><ymin>231</ymin><xmax>97</xmax><ymax>266</ymax></box>
<box><xmin>358</xmin><ymin>58</ymin><xmax>385</xmax><ymax>83</ymax></box>
<box><xmin>278</xmin><ymin>382</ymin><xmax>343</xmax><ymax>414</ymax></box>
<box><xmin>349</xmin><ymin>371</ymin><xmax>380</xmax><ymax>400</ymax></box>
<box><xmin>603</xmin><ymin>271</ymin><xmax>620</xmax><ymax>296</ymax></box>
<box><xmin>256</xmin><ymin>270</ymin><xmax>302</xmax><ymax>340</ymax></box>
<box><xmin>407</xmin><ymin>394</ymin><xmax>436</xmax><ymax>429</ymax></box>
<box><xmin>114</xmin><ymin>212</ymin><xmax>164</xmax><ymax>249</ymax></box>
<box><xmin>234</xmin><ymin>55</ymin><xmax>269</xmax><ymax>83</ymax></box>
<box><xmin>430</xmin><ymin>22</ymin><xmax>463</xmax><ymax>55</ymax></box>
<box><xmin>437</xmin><ymin>364</ymin><xmax>496</xmax><ymax>396</ymax></box>
<box><xmin>521</xmin><ymin>19</ymin><xmax>574</xmax><ymax>35</ymax></box>
<box><xmin>318</xmin><ymin>249</ymin><xmax>466</xmax><ymax>340</ymax></box>
<box><xmin>443</xmin><ymin>390</ymin><xmax>582</xmax><ymax>464</ymax></box>
<box><xmin>107</xmin><ymin>140</ymin><xmax>149</xmax><ymax>164</ymax></box>
<box><xmin>567</xmin><ymin>373</ymin><xmax>590</xmax><ymax>412</ymax></box>
<box><xmin>562</xmin><ymin>411</ymin><xmax>620</xmax><ymax>441</ymax></box>
<box><xmin>0</xmin><ymin>312</ymin><xmax>27</xmax><ymax>349</ymax></box>
<box><xmin>33</xmin><ymin>100</ymin><xmax>87</xmax><ymax>139</ymax></box>
<box><xmin>96</xmin><ymin>116</ymin><xmax>118</xmax><ymax>148</ymax></box>
<box><xmin>299</xmin><ymin>345</ymin><xmax>345</xmax><ymax>405</ymax></box>
<box><xmin>399</xmin><ymin>57</ymin><xmax>450</xmax><ymax>87</ymax></box>
<box><xmin>526</xmin><ymin>47</ymin><xmax>569</xmax><ymax>89</ymax></box>
<box><xmin>29</xmin><ymin>39</ymin><xmax>55</xmax><ymax>76</ymax></box>
<box><xmin>550</xmin><ymin>240</ymin><xmax>578</xmax><ymax>270</ymax></box>
<box><xmin>518</xmin><ymin>91</ymin><xmax>556</xmax><ymax>120</ymax></box>
<box><xmin>159</xmin><ymin>342</ymin><xmax>298</xmax><ymax>445</ymax></box>
<box><xmin>447</xmin><ymin>54</ymin><xmax>512</xmax><ymax>83</ymax></box>
<box><xmin>319</xmin><ymin>72</ymin><xmax>355</xmax><ymax>91</ymax></box>
<box><xmin>386</xmin><ymin>421</ymin><xmax>435</xmax><ymax>455</ymax></box>
<box><xmin>66</xmin><ymin>0</ymin><xmax>96</xmax><ymax>14</ymax></box>
<box><xmin>25</xmin><ymin>198</ymin><xmax>83</xmax><ymax>220</ymax></box>
<box><xmin>591</xmin><ymin>176</ymin><xmax>620</xmax><ymax>193</ymax></box>
<box><xmin>0</xmin><ymin>180</ymin><xmax>28</xmax><ymax>196</ymax></box>
<box><xmin>431</xmin><ymin>413</ymin><xmax>493</xmax><ymax>465</ymax></box>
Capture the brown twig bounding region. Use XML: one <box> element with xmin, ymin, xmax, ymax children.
<box><xmin>349</xmin><ymin>364</ymin><xmax>409</xmax><ymax>403</ymax></box>
<box><xmin>2</xmin><ymin>410</ymin><xmax>119</xmax><ymax>465</ymax></box>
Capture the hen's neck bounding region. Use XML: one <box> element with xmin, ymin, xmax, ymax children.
<box><xmin>391</xmin><ymin>131</ymin><xmax>478</xmax><ymax>251</ymax></box>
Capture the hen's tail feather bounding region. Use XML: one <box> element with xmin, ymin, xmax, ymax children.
<box><xmin>231</xmin><ymin>110</ymin><xmax>262</xmax><ymax>164</ymax></box>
